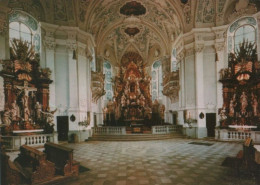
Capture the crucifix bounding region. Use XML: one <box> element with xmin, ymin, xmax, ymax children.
<box><xmin>15</xmin><ymin>81</ymin><xmax>37</xmax><ymax>121</ymax></box>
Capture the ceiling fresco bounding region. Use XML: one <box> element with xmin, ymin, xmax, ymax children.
<box><xmin>2</xmin><ymin>0</ymin><xmax>259</xmax><ymax>66</ymax></box>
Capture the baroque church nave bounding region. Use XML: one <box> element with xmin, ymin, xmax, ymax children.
<box><xmin>1</xmin><ymin>0</ymin><xmax>260</xmax><ymax>185</ymax></box>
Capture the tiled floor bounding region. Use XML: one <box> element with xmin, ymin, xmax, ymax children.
<box><xmin>60</xmin><ymin>139</ymin><xmax>256</xmax><ymax>185</ymax></box>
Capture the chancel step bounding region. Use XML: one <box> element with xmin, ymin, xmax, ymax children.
<box><xmin>88</xmin><ymin>133</ymin><xmax>185</xmax><ymax>141</ymax></box>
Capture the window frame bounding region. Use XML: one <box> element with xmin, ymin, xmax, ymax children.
<box><xmin>103</xmin><ymin>61</ymin><xmax>113</xmax><ymax>101</ymax></box>
<box><xmin>9</xmin><ymin>21</ymin><xmax>33</xmax><ymax>45</ymax></box>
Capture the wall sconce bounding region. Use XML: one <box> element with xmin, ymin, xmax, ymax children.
<box><xmin>73</xmin><ymin>49</ymin><xmax>77</xmax><ymax>60</ymax></box>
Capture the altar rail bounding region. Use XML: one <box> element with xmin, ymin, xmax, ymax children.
<box><xmin>152</xmin><ymin>125</ymin><xmax>182</xmax><ymax>134</ymax></box>
<box><xmin>1</xmin><ymin>133</ymin><xmax>58</xmax><ymax>151</ymax></box>
<box><xmin>215</xmin><ymin>129</ymin><xmax>260</xmax><ymax>143</ymax></box>
<box><xmin>93</xmin><ymin>126</ymin><xmax>126</xmax><ymax>135</ymax></box>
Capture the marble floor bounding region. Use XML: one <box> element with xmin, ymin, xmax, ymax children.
<box><xmin>59</xmin><ymin>139</ymin><xmax>257</xmax><ymax>185</ymax></box>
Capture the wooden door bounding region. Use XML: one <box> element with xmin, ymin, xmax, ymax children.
<box><xmin>57</xmin><ymin>116</ymin><xmax>69</xmax><ymax>141</ymax></box>
<box><xmin>206</xmin><ymin>113</ymin><xmax>216</xmax><ymax>137</ymax></box>
<box><xmin>172</xmin><ymin>113</ymin><xmax>177</xmax><ymax>125</ymax></box>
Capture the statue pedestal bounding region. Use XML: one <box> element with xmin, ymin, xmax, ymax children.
<box><xmin>22</xmin><ymin>121</ymin><xmax>34</xmax><ymax>130</ymax></box>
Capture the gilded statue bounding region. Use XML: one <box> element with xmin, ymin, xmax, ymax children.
<box><xmin>1</xmin><ymin>108</ymin><xmax>11</xmax><ymax>126</ymax></box>
<box><xmin>252</xmin><ymin>93</ymin><xmax>258</xmax><ymax>117</ymax></box>
<box><xmin>35</xmin><ymin>102</ymin><xmax>42</xmax><ymax>120</ymax></box>
<box><xmin>240</xmin><ymin>91</ymin><xmax>248</xmax><ymax>116</ymax></box>
<box><xmin>229</xmin><ymin>95</ymin><xmax>236</xmax><ymax>117</ymax></box>
<box><xmin>10</xmin><ymin>101</ymin><xmax>20</xmax><ymax>121</ymax></box>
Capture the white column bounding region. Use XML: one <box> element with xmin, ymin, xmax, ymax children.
<box><xmin>67</xmin><ymin>39</ymin><xmax>79</xmax><ymax>131</ymax></box>
<box><xmin>178</xmin><ymin>51</ymin><xmax>185</xmax><ymax>108</ymax></box>
<box><xmin>195</xmin><ymin>43</ymin><xmax>206</xmax><ymax>138</ymax></box>
<box><xmin>86</xmin><ymin>54</ymin><xmax>93</xmax><ymax>127</ymax></box>
<box><xmin>0</xmin><ymin>10</ymin><xmax>9</xmax><ymax>111</ymax></box>
<box><xmin>43</xmin><ymin>34</ymin><xmax>56</xmax><ymax>110</ymax></box>
<box><xmin>67</xmin><ymin>45</ymin><xmax>78</xmax><ymax>110</ymax></box>
<box><xmin>215</xmin><ymin>42</ymin><xmax>225</xmax><ymax>126</ymax></box>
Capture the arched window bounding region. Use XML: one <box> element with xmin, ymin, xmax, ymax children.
<box><xmin>103</xmin><ymin>61</ymin><xmax>113</xmax><ymax>100</ymax></box>
<box><xmin>234</xmin><ymin>25</ymin><xmax>255</xmax><ymax>51</ymax></box>
<box><xmin>9</xmin><ymin>22</ymin><xmax>32</xmax><ymax>44</ymax></box>
<box><xmin>9</xmin><ymin>11</ymin><xmax>41</xmax><ymax>53</ymax></box>
<box><xmin>151</xmin><ymin>61</ymin><xmax>163</xmax><ymax>101</ymax></box>
<box><xmin>228</xmin><ymin>17</ymin><xmax>257</xmax><ymax>54</ymax></box>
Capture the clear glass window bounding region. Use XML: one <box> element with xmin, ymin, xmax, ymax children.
<box><xmin>103</xmin><ymin>61</ymin><xmax>113</xmax><ymax>100</ymax></box>
<box><xmin>151</xmin><ymin>61</ymin><xmax>162</xmax><ymax>101</ymax></box>
<box><xmin>234</xmin><ymin>25</ymin><xmax>255</xmax><ymax>52</ymax></box>
<box><xmin>9</xmin><ymin>22</ymin><xmax>32</xmax><ymax>45</ymax></box>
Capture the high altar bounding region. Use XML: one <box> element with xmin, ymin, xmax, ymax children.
<box><xmin>103</xmin><ymin>52</ymin><xmax>165</xmax><ymax>129</ymax></box>
<box><xmin>0</xmin><ymin>39</ymin><xmax>55</xmax><ymax>136</ymax></box>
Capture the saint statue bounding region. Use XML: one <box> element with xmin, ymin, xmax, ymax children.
<box><xmin>10</xmin><ymin>101</ymin><xmax>20</xmax><ymax>121</ymax></box>
<box><xmin>219</xmin><ymin>108</ymin><xmax>227</xmax><ymax>121</ymax></box>
<box><xmin>252</xmin><ymin>93</ymin><xmax>258</xmax><ymax>117</ymax></box>
<box><xmin>229</xmin><ymin>95</ymin><xmax>236</xmax><ymax>117</ymax></box>
<box><xmin>35</xmin><ymin>102</ymin><xmax>42</xmax><ymax>120</ymax></box>
<box><xmin>1</xmin><ymin>108</ymin><xmax>11</xmax><ymax>126</ymax></box>
<box><xmin>240</xmin><ymin>91</ymin><xmax>248</xmax><ymax>116</ymax></box>
<box><xmin>41</xmin><ymin>108</ymin><xmax>57</xmax><ymax>126</ymax></box>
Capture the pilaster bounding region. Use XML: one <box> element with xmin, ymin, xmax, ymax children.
<box><xmin>43</xmin><ymin>30</ymin><xmax>56</xmax><ymax>110</ymax></box>
<box><xmin>212</xmin><ymin>26</ymin><xmax>226</xmax><ymax>126</ymax></box>
<box><xmin>195</xmin><ymin>42</ymin><xmax>206</xmax><ymax>137</ymax></box>
<box><xmin>177</xmin><ymin>50</ymin><xmax>185</xmax><ymax>108</ymax></box>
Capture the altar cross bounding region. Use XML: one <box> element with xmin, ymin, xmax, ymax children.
<box><xmin>15</xmin><ymin>81</ymin><xmax>37</xmax><ymax>96</ymax></box>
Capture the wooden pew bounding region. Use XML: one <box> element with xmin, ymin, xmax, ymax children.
<box><xmin>14</xmin><ymin>145</ymin><xmax>55</xmax><ymax>184</ymax></box>
<box><xmin>44</xmin><ymin>142</ymin><xmax>79</xmax><ymax>176</ymax></box>
<box><xmin>1</xmin><ymin>146</ymin><xmax>22</xmax><ymax>185</ymax></box>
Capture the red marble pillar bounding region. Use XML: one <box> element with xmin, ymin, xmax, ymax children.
<box><xmin>38</xmin><ymin>88</ymin><xmax>49</xmax><ymax>111</ymax></box>
<box><xmin>4</xmin><ymin>83</ymin><xmax>13</xmax><ymax>109</ymax></box>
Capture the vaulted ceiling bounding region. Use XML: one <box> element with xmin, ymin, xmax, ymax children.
<box><xmin>2</xmin><ymin>0</ymin><xmax>260</xmax><ymax>66</ymax></box>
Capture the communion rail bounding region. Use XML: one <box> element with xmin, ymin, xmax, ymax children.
<box><xmin>93</xmin><ymin>126</ymin><xmax>126</xmax><ymax>135</ymax></box>
<box><xmin>1</xmin><ymin>133</ymin><xmax>58</xmax><ymax>151</ymax></box>
<box><xmin>215</xmin><ymin>129</ymin><xmax>260</xmax><ymax>143</ymax></box>
<box><xmin>152</xmin><ymin>125</ymin><xmax>182</xmax><ymax>134</ymax></box>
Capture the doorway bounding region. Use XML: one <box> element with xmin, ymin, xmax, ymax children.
<box><xmin>206</xmin><ymin>113</ymin><xmax>216</xmax><ymax>137</ymax></box>
<box><xmin>172</xmin><ymin>112</ymin><xmax>177</xmax><ymax>125</ymax></box>
<box><xmin>57</xmin><ymin>116</ymin><xmax>69</xmax><ymax>141</ymax></box>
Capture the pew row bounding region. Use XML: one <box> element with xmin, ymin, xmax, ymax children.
<box><xmin>44</xmin><ymin>142</ymin><xmax>79</xmax><ymax>176</ymax></box>
<box><xmin>14</xmin><ymin>145</ymin><xmax>56</xmax><ymax>184</ymax></box>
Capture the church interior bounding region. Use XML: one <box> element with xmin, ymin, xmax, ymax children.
<box><xmin>1</xmin><ymin>0</ymin><xmax>260</xmax><ymax>184</ymax></box>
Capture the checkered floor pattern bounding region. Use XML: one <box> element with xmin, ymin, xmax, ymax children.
<box><xmin>60</xmin><ymin>139</ymin><xmax>256</xmax><ymax>185</ymax></box>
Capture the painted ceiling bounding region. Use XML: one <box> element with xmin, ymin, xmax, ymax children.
<box><xmin>2</xmin><ymin>0</ymin><xmax>260</xmax><ymax>66</ymax></box>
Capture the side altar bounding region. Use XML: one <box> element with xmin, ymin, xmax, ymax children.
<box><xmin>216</xmin><ymin>41</ymin><xmax>260</xmax><ymax>142</ymax></box>
<box><xmin>0</xmin><ymin>39</ymin><xmax>57</xmax><ymax>150</ymax></box>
